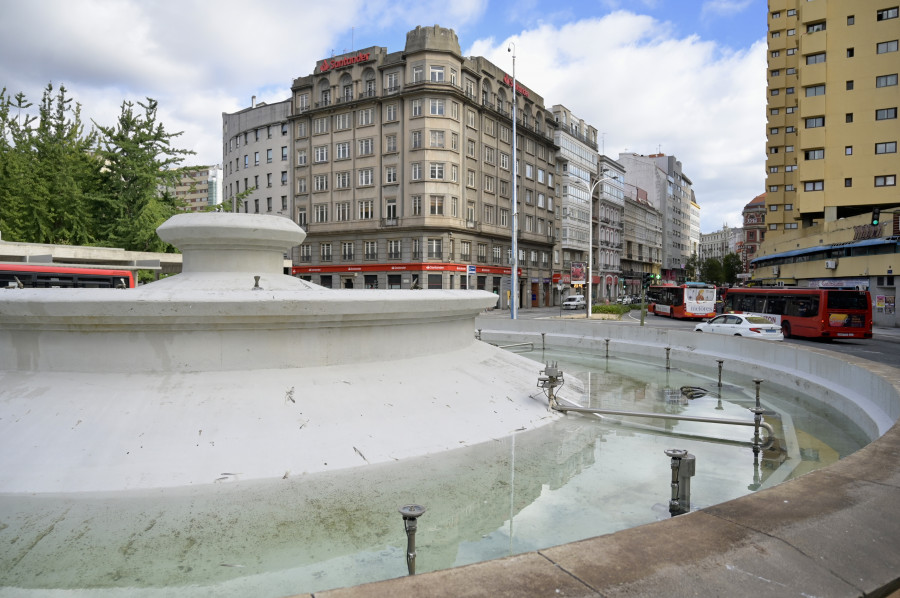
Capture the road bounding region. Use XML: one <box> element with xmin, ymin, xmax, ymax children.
<box><xmin>477</xmin><ymin>306</ymin><xmax>900</xmax><ymax>369</ymax></box>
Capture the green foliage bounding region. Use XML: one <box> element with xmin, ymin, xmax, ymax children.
<box><xmin>93</xmin><ymin>98</ymin><xmax>193</xmax><ymax>252</ymax></box>
<box><xmin>592</xmin><ymin>304</ymin><xmax>630</xmax><ymax>316</ymax></box>
<box><xmin>0</xmin><ymin>86</ymin><xmax>193</xmax><ymax>254</ymax></box>
<box><xmin>721</xmin><ymin>253</ymin><xmax>743</xmax><ymax>286</ymax></box>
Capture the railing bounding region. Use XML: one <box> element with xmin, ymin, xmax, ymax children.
<box><xmin>382</xmin><ymin>218</ymin><xmax>399</xmax><ymax>227</ymax></box>
<box><xmin>412</xmin><ymin>252</ymin><xmax>423</xmax><ymax>260</ymax></box>
<box><xmin>388</xmin><ymin>252</ymin><xmax>402</xmax><ymax>260</ymax></box>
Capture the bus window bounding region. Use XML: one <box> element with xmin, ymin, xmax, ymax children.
<box><xmin>766</xmin><ymin>297</ymin><xmax>786</xmax><ymax>315</ymax></box>
<box><xmin>827</xmin><ymin>292</ymin><xmax>869</xmax><ymax>310</ymax></box>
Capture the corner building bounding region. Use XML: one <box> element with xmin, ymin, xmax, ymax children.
<box><xmin>765</xmin><ymin>0</ymin><xmax>899</xmax><ymax>230</ymax></box>
<box><xmin>288</xmin><ymin>26</ymin><xmax>558</xmax><ymax>308</ymax></box>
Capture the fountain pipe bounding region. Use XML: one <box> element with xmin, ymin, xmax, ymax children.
<box><xmin>717</xmin><ymin>360</ymin><xmax>724</xmax><ymax>388</ymax></box>
<box><xmin>399</xmin><ymin>504</ymin><xmax>427</xmax><ymax>575</ymax></box>
<box><xmin>604</xmin><ymin>338</ymin><xmax>610</xmax><ymax>359</ymax></box>
<box><xmin>553</xmin><ymin>404</ymin><xmax>775</xmax><ymax>448</ymax></box>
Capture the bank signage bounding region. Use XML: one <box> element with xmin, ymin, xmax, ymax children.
<box><xmin>318</xmin><ymin>52</ymin><xmax>372</xmax><ymax>73</ymax></box>
<box><xmin>502</xmin><ymin>74</ymin><xmax>530</xmax><ymax>98</ymax></box>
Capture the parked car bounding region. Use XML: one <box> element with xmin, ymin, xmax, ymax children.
<box><xmin>562</xmin><ymin>295</ymin><xmax>586</xmax><ymax>310</ymax></box>
<box><xmin>694</xmin><ymin>314</ymin><xmax>784</xmax><ymax>341</ymax></box>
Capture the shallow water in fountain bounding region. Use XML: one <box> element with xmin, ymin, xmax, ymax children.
<box><xmin>0</xmin><ymin>350</ymin><xmax>870</xmax><ymax>597</ymax></box>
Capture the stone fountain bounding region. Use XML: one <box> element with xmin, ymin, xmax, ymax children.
<box><xmin>0</xmin><ymin>213</ymin><xmax>565</xmax><ymax>494</ymax></box>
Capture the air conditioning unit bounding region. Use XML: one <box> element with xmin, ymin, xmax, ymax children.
<box><xmin>772</xmin><ymin>266</ymin><xmax>780</xmax><ymax>276</ymax></box>
<box><xmin>825</xmin><ymin>260</ymin><xmax>837</xmax><ymax>269</ymax></box>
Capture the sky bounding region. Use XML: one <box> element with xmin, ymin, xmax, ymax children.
<box><xmin>0</xmin><ymin>0</ymin><xmax>768</xmax><ymax>233</ymax></box>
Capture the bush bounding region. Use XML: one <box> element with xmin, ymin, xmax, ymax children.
<box><xmin>592</xmin><ymin>304</ymin><xmax>631</xmax><ymax>315</ymax></box>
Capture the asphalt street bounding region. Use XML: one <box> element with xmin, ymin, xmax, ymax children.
<box><xmin>476</xmin><ymin>305</ymin><xmax>900</xmax><ymax>369</ymax></box>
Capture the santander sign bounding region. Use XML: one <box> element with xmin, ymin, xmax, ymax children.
<box><xmin>319</xmin><ymin>52</ymin><xmax>371</xmax><ymax>73</ymax></box>
<box><xmin>503</xmin><ymin>74</ymin><xmax>529</xmax><ymax>98</ymax></box>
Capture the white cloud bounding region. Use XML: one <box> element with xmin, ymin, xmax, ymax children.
<box><xmin>470</xmin><ymin>12</ymin><xmax>766</xmax><ymax>231</ymax></box>
<box><xmin>0</xmin><ymin>2</ymin><xmax>764</xmax><ymax>232</ymax></box>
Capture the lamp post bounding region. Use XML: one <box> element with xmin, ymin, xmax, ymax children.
<box><xmin>508</xmin><ymin>42</ymin><xmax>518</xmax><ymax>319</ymax></box>
<box><xmin>575</xmin><ymin>171</ymin><xmax>613</xmax><ymax>319</ymax></box>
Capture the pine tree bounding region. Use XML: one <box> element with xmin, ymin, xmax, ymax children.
<box><xmin>94</xmin><ymin>98</ymin><xmax>194</xmax><ymax>252</ymax></box>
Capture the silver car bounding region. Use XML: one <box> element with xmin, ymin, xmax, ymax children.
<box><xmin>561</xmin><ymin>295</ymin><xmax>586</xmax><ymax>310</ymax></box>
<box><xmin>694</xmin><ymin>314</ymin><xmax>784</xmax><ymax>341</ymax></box>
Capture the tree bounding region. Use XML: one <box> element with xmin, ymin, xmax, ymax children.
<box><xmin>0</xmin><ymin>84</ymin><xmax>101</xmax><ymax>245</ymax></box>
<box><xmin>700</xmin><ymin>257</ymin><xmax>724</xmax><ymax>285</ymax></box>
<box><xmin>684</xmin><ymin>253</ymin><xmax>700</xmax><ymax>282</ymax></box>
<box><xmin>722</xmin><ymin>253</ymin><xmax>744</xmax><ymax>286</ymax></box>
<box><xmin>93</xmin><ymin>98</ymin><xmax>194</xmax><ymax>252</ymax></box>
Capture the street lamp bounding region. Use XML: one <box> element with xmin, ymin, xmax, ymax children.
<box><xmin>508</xmin><ymin>42</ymin><xmax>518</xmax><ymax>319</ymax></box>
<box><xmin>573</xmin><ymin>170</ymin><xmax>614</xmax><ymax>318</ymax></box>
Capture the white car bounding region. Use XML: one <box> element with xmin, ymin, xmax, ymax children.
<box><xmin>562</xmin><ymin>295</ymin><xmax>586</xmax><ymax>310</ymax></box>
<box><xmin>694</xmin><ymin>314</ymin><xmax>784</xmax><ymax>341</ymax></box>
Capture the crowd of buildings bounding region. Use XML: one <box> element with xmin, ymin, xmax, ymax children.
<box><xmin>203</xmin><ymin>7</ymin><xmax>895</xmax><ymax>324</ymax></box>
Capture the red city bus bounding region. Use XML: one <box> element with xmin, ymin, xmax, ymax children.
<box><xmin>722</xmin><ymin>287</ymin><xmax>872</xmax><ymax>339</ymax></box>
<box><xmin>647</xmin><ymin>283</ymin><xmax>717</xmax><ymax>319</ymax></box>
<box><xmin>0</xmin><ymin>263</ymin><xmax>135</xmax><ymax>289</ymax></box>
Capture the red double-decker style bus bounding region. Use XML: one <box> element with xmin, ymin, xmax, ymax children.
<box><xmin>722</xmin><ymin>287</ymin><xmax>872</xmax><ymax>339</ymax></box>
<box><xmin>0</xmin><ymin>264</ymin><xmax>135</xmax><ymax>289</ymax></box>
<box><xmin>647</xmin><ymin>283</ymin><xmax>717</xmax><ymax>319</ymax></box>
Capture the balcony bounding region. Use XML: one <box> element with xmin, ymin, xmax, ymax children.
<box><xmin>412</xmin><ymin>252</ymin><xmax>423</xmax><ymax>260</ymax></box>
<box><xmin>382</xmin><ymin>217</ymin><xmax>399</xmax><ymax>227</ymax></box>
<box><xmin>460</xmin><ymin>253</ymin><xmax>471</xmax><ymax>262</ymax></box>
<box><xmin>466</xmin><ymin>219</ymin><xmax>479</xmax><ymax>230</ymax></box>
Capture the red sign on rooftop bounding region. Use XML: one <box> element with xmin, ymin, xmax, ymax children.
<box><xmin>503</xmin><ymin>74</ymin><xmax>530</xmax><ymax>98</ymax></box>
<box><xmin>318</xmin><ymin>52</ymin><xmax>372</xmax><ymax>73</ymax></box>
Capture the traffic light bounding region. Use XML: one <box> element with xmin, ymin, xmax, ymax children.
<box><xmin>871</xmin><ymin>208</ymin><xmax>880</xmax><ymax>226</ymax></box>
<box><xmin>642</xmin><ymin>272</ymin><xmax>652</xmax><ymax>288</ymax></box>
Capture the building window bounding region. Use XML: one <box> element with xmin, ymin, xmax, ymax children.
<box><xmin>877</xmin><ymin>40</ymin><xmax>898</xmax><ymax>54</ymax></box>
<box><xmin>876</xmin><ymin>74</ymin><xmax>898</xmax><ymax>87</ymax></box>
<box><xmin>358</xmin><ymin>138</ymin><xmax>374</xmax><ymax>156</ymax></box>
<box><xmin>845</xmin><ymin>178</ymin><xmax>853</xmax><ymax>187</ymax></box>
<box><xmin>411</xmin><ymin>130</ymin><xmax>422</xmax><ymax>149</ymax></box>
<box><xmin>430</xmin><ymin>130</ymin><xmax>445</xmax><ymax>148</ymax></box>
<box><xmin>281</xmin><ymin>171</ymin><xmax>287</xmax><ymax>186</ymax></box>
<box><xmin>388</xmin><ymin>240</ymin><xmax>401</xmax><ymax>259</ymax></box>
<box><xmin>314</xmin><ymin>146</ymin><xmax>328</xmax><ymax>163</ymax></box>
<box><xmin>785</xmin><ymin>223</ymin><xmax>798</xmax><ymax>229</ymax></box>
<box><xmin>805</xmin><ymin>116</ymin><xmax>825</xmax><ymax>128</ymax></box>
<box><xmin>297</xmin><ymin>149</ymin><xmax>307</xmax><ymax>166</ymax></box>
<box><xmin>385</xmin><ymin>166</ymin><xmax>397</xmax><ymax>183</ymax></box>
<box><xmin>875</xmin><ymin>175</ymin><xmax>896</xmax><ymax>186</ymax></box>
<box><xmin>429</xmin><ymin>163</ymin><xmax>445</xmax><ymax>180</ymax></box>
<box><xmin>412</xmin><ymin>65</ymin><xmax>424</xmax><ymax>82</ymax></box>
<box><xmin>429</xmin><ymin>195</ymin><xmax>444</xmax><ymax>215</ymax></box>
<box><xmin>877</xmin><ymin>7</ymin><xmax>899</xmax><ymax>20</ymax></box>
<box><xmin>786</xmin><ymin>87</ymin><xmax>795</xmax><ymax>94</ymax></box>
<box><xmin>336</xmin><ymin>142</ymin><xmax>350</xmax><ymax>160</ymax></box>
<box><xmin>365</xmin><ymin>241</ymin><xmax>377</xmax><ymax>261</ymax></box>
<box><xmin>314</xmin><ymin>175</ymin><xmax>328</xmax><ymax>192</ymax></box>
<box><xmin>430</xmin><ymin>99</ymin><xmax>445</xmax><ymax>116</ymax></box>
<box><xmin>804</xmin><ymin>180</ymin><xmax>824</xmax><ymax>191</ymax></box>
<box><xmin>427</xmin><ymin>238</ymin><xmax>442</xmax><ymax>259</ymax></box>
<box><xmin>771</xmin><ymin>89</ymin><xmax>780</xmax><ymax>96</ymax></box>
<box><xmin>769</xmin><ymin>185</ymin><xmax>779</xmax><ymax>192</ymax></box>
<box><xmin>846</xmin><ymin>146</ymin><xmax>853</xmax><ymax>155</ymax></box>
<box><xmin>358</xmin><ymin>168</ymin><xmax>373</xmax><ymax>187</ymax></box>
<box><xmin>788</xmin><ymin>28</ymin><xmax>796</xmax><ymax>36</ymax></box>
<box><xmin>876</xmin><ymin>107</ymin><xmax>898</xmax><ymax>120</ymax></box>
<box><xmin>335</xmin><ymin>113</ymin><xmax>351</xmax><ymax>130</ymax></box>
<box><xmin>411</xmin><ymin>99</ymin><xmax>422</xmax><ymax>117</ymax></box>
<box><xmin>412</xmin><ymin>195</ymin><xmax>421</xmax><ymax>216</ymax></box>
<box><xmin>785</xmin><ymin>145</ymin><xmax>794</xmax><ymax>152</ymax></box>
<box><xmin>770</xmin><ymin>204</ymin><xmax>779</xmax><ymax>211</ymax></box>
<box><xmin>847</xmin><ymin>80</ymin><xmax>854</xmax><ymax>90</ymax></box>
<box><xmin>846</xmin><ymin>113</ymin><xmax>854</xmax><ymax>123</ymax></box>
<box><xmin>385</xmin><ymin>103</ymin><xmax>398</xmax><ymax>121</ymax></box>
<box><xmin>341</xmin><ymin>242</ymin><xmax>354</xmax><ymax>261</ymax></box>
<box><xmin>769</xmin><ymin>224</ymin><xmax>778</xmax><ymax>230</ymax></box>
<box><xmin>320</xmin><ymin>243</ymin><xmax>332</xmax><ymax>262</ymax></box>
<box><xmin>411</xmin><ymin>163</ymin><xmax>422</xmax><ymax>181</ymax></box>
<box><xmin>314</xmin><ymin>204</ymin><xmax>328</xmax><ymax>223</ymax></box>
<box><xmin>484</xmin><ymin>175</ymin><xmax>495</xmax><ymax>193</ymax></box>
<box><xmin>335</xmin><ymin>200</ymin><xmax>350</xmax><ymax>220</ymax></box>
<box><xmin>771</xmin><ymin>31</ymin><xmax>781</xmax><ymax>38</ymax></box>
<box><xmin>500</xmin><ymin>208</ymin><xmax>509</xmax><ymax>228</ymax></box>
<box><xmin>385</xmin><ymin>134</ymin><xmax>397</xmax><ymax>153</ymax></box>
<box><xmin>785</xmin><ymin>204</ymin><xmax>793</xmax><ymax>211</ymax></box>
<box><xmin>358</xmin><ymin>199</ymin><xmax>374</xmax><ymax>219</ymax></box>
<box><xmin>807</xmin><ymin>22</ymin><xmax>826</xmax><ymax>33</ymax></box>
<box><xmin>430</xmin><ymin>66</ymin><xmax>444</xmax><ymax>81</ymax></box>
<box><xmin>805</xmin><ymin>85</ymin><xmax>826</xmax><ymax>97</ymax></box>
<box><xmin>296</xmin><ymin>121</ymin><xmax>308</xmax><ymax>137</ymax></box>
<box><xmin>804</xmin><ymin>149</ymin><xmax>825</xmax><ymax>160</ymax></box>
<box><xmin>806</xmin><ymin>52</ymin><xmax>826</xmax><ymax>64</ymax></box>
<box><xmin>314</xmin><ymin>117</ymin><xmax>328</xmax><ymax>134</ymax></box>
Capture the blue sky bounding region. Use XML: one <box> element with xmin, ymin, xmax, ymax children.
<box><xmin>0</xmin><ymin>0</ymin><xmax>768</xmax><ymax>233</ymax></box>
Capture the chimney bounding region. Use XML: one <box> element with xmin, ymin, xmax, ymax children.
<box><xmin>251</xmin><ymin>95</ymin><xmax>256</xmax><ymax>108</ymax></box>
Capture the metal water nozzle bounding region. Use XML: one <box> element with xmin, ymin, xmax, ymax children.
<box><xmin>664</xmin><ymin>448</ymin><xmax>695</xmax><ymax>516</ymax></box>
<box><xmin>399</xmin><ymin>504</ymin><xmax>427</xmax><ymax>575</ymax></box>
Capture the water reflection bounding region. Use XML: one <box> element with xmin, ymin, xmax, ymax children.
<box><xmin>0</xmin><ymin>350</ymin><xmax>868</xmax><ymax>597</ymax></box>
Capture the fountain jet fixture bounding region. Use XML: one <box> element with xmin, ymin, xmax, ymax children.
<box><xmin>538</xmin><ymin>362</ymin><xmax>565</xmax><ymax>409</ymax></box>
<box><xmin>664</xmin><ymin>449</ymin><xmax>695</xmax><ymax>516</ymax></box>
<box><xmin>399</xmin><ymin>504</ymin><xmax>427</xmax><ymax>575</ymax></box>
